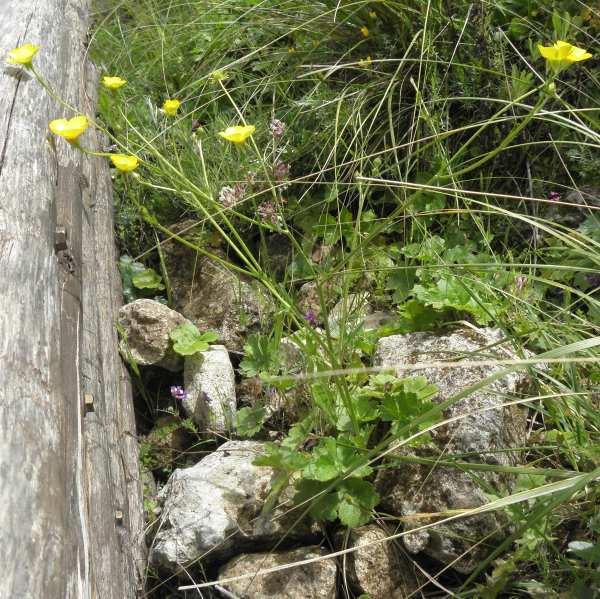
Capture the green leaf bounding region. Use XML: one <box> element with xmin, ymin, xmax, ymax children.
<box><xmin>119</xmin><ymin>255</ymin><xmax>146</xmax><ymax>303</ymax></box>
<box><xmin>387</xmin><ymin>267</ymin><xmax>416</xmax><ymax>304</ymax></box>
<box><xmin>397</xmin><ymin>300</ymin><xmax>441</xmax><ymax>332</ymax></box>
<box><xmin>360</xmin><ymin>373</ymin><xmax>438</xmax><ymax>436</ymax></box>
<box><xmin>169</xmin><ymin>322</ymin><xmax>219</xmax><ymax>356</ymax></box>
<box><xmin>294</xmin><ymin>479</ymin><xmax>338</xmax><ymax>522</ymax></box>
<box><xmin>412</xmin><ymin>273</ymin><xmax>496</xmax><ymax>325</ymax></box>
<box><xmin>303</xmin><ymin>437</ymin><xmax>340</xmax><ymax>481</ymax></box>
<box><xmin>337</xmin><ymin>497</ymin><xmax>364</xmax><ymax>528</ymax></box>
<box><xmin>253</xmin><ymin>442</ymin><xmax>309</xmax><ymax>473</ymax></box>
<box><xmin>302</xmin><ymin>437</ymin><xmax>372</xmax><ymax>482</ymax></box>
<box><xmin>307</xmin><ymin>455</ymin><xmax>340</xmax><ymax>481</ymax></box>
<box><xmin>240</xmin><ymin>334</ymin><xmax>282</xmax><ymax>377</ymax></box>
<box><xmin>338</xmin><ymin>478</ymin><xmax>379</xmax><ymax>527</ymax></box>
<box><xmin>132</xmin><ymin>268</ymin><xmax>165</xmax><ymax>290</ymax></box>
<box><xmin>235</xmin><ymin>406</ymin><xmax>267</xmax><ymax>438</ymax></box>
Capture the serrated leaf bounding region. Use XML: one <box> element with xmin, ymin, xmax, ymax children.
<box><xmin>240</xmin><ymin>334</ymin><xmax>281</xmax><ymax>377</ymax></box>
<box><xmin>336</xmin><ymin>442</ymin><xmax>372</xmax><ymax>478</ymax></box>
<box><xmin>294</xmin><ymin>479</ymin><xmax>338</xmax><ymax>522</ymax></box>
<box><xmin>337</xmin><ymin>479</ymin><xmax>379</xmax><ymax>528</ymax></box>
<box><xmin>306</xmin><ymin>455</ymin><xmax>340</xmax><ymax>481</ymax></box>
<box><xmin>169</xmin><ymin>322</ymin><xmax>218</xmax><ymax>356</ymax></box>
<box><xmin>343</xmin><ymin>478</ymin><xmax>379</xmax><ymax>508</ymax></box>
<box><xmin>337</xmin><ymin>497</ymin><xmax>365</xmax><ymax>528</ymax></box>
<box><xmin>254</xmin><ymin>443</ymin><xmax>309</xmax><ymax>472</ymax></box>
<box><xmin>235</xmin><ymin>406</ymin><xmax>266</xmax><ymax>438</ymax></box>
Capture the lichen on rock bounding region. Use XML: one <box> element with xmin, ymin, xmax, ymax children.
<box><xmin>218</xmin><ymin>546</ymin><xmax>337</xmax><ymax>599</ymax></box>
<box><xmin>373</xmin><ymin>327</ymin><xmax>530</xmax><ymax>573</ymax></box>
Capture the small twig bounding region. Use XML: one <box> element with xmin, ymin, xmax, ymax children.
<box><xmin>215</xmin><ymin>584</ymin><xmax>242</xmax><ymax>599</ymax></box>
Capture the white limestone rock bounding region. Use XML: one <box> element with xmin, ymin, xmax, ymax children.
<box><xmin>183</xmin><ymin>345</ymin><xmax>236</xmax><ymax>432</ymax></box>
<box><xmin>149</xmin><ymin>441</ymin><xmax>317</xmax><ymax>571</ymax></box>
<box><xmin>374</xmin><ymin>327</ymin><xmax>529</xmax><ymax>573</ymax></box>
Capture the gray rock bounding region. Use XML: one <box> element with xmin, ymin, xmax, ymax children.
<box><xmin>183</xmin><ymin>345</ymin><xmax>236</xmax><ymax>432</ymax></box>
<box><xmin>218</xmin><ymin>546</ymin><xmax>336</xmax><ymax>599</ymax></box>
<box><xmin>163</xmin><ymin>238</ymin><xmax>274</xmax><ymax>352</ymax></box>
<box><xmin>297</xmin><ymin>280</ymin><xmax>340</xmax><ymax>323</ymax></box>
<box><xmin>149</xmin><ymin>441</ymin><xmax>317</xmax><ymax>571</ymax></box>
<box><xmin>118</xmin><ymin>299</ymin><xmax>189</xmax><ymax>371</ymax></box>
<box><xmin>339</xmin><ymin>525</ymin><xmax>421</xmax><ymax>599</ymax></box>
<box><xmin>361</xmin><ymin>310</ymin><xmax>396</xmax><ymax>331</ymax></box>
<box><xmin>327</xmin><ymin>292</ymin><xmax>371</xmax><ymax>332</ymax></box>
<box><xmin>297</xmin><ymin>281</ymin><xmax>322</xmax><ymax>321</ymax></box>
<box><xmin>374</xmin><ymin>327</ymin><xmax>529</xmax><ymax>573</ymax></box>
<box><xmin>327</xmin><ymin>295</ymin><xmax>395</xmax><ymax>337</ymax></box>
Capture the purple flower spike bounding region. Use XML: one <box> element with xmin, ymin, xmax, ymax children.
<box><xmin>304</xmin><ymin>309</ymin><xmax>317</xmax><ymax>327</ymax></box>
<box><xmin>170</xmin><ymin>386</ymin><xmax>188</xmax><ymax>401</ymax></box>
<box><xmin>548</xmin><ymin>191</ymin><xmax>561</xmax><ymax>202</ymax></box>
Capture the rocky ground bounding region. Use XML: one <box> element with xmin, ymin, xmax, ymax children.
<box><xmin>117</xmin><ymin>243</ymin><xmax>533</xmax><ymax>598</ymax></box>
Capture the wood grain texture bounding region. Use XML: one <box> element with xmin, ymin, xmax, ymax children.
<box><xmin>0</xmin><ymin>1</ymin><xmax>144</xmax><ymax>597</ymax></box>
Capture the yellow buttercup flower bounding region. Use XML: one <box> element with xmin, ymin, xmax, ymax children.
<box><xmin>218</xmin><ymin>125</ymin><xmax>256</xmax><ymax>144</ymax></box>
<box><xmin>360</xmin><ymin>26</ymin><xmax>370</xmax><ymax>38</ymax></box>
<box><xmin>7</xmin><ymin>43</ymin><xmax>39</xmax><ymax>66</ymax></box>
<box><xmin>162</xmin><ymin>99</ymin><xmax>181</xmax><ymax>116</ymax></box>
<box><xmin>49</xmin><ymin>116</ymin><xmax>89</xmax><ymax>142</ymax></box>
<box><xmin>358</xmin><ymin>56</ymin><xmax>373</xmax><ymax>68</ymax></box>
<box><xmin>368</xmin><ymin>11</ymin><xmax>377</xmax><ymax>18</ymax></box>
<box><xmin>110</xmin><ymin>154</ymin><xmax>139</xmax><ymax>172</ymax></box>
<box><xmin>102</xmin><ymin>76</ymin><xmax>127</xmax><ymax>90</ymax></box>
<box><xmin>538</xmin><ymin>40</ymin><xmax>592</xmax><ymax>74</ymax></box>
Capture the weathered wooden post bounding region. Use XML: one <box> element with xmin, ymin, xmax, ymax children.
<box><xmin>0</xmin><ymin>1</ymin><xmax>145</xmax><ymax>597</ymax></box>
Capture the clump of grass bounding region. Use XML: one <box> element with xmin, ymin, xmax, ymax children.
<box><xmin>86</xmin><ymin>0</ymin><xmax>600</xmax><ymax>596</ymax></box>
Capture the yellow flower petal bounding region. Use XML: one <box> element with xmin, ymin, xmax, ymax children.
<box><xmin>360</xmin><ymin>26</ymin><xmax>370</xmax><ymax>38</ymax></box>
<box><xmin>538</xmin><ymin>40</ymin><xmax>592</xmax><ymax>73</ymax></box>
<box><xmin>49</xmin><ymin>115</ymin><xmax>89</xmax><ymax>142</ymax></box>
<box><xmin>568</xmin><ymin>47</ymin><xmax>592</xmax><ymax>61</ymax></box>
<box><xmin>218</xmin><ymin>125</ymin><xmax>256</xmax><ymax>144</ymax></box>
<box><xmin>7</xmin><ymin>43</ymin><xmax>39</xmax><ymax>66</ymax></box>
<box><xmin>102</xmin><ymin>76</ymin><xmax>127</xmax><ymax>90</ymax></box>
<box><xmin>110</xmin><ymin>154</ymin><xmax>139</xmax><ymax>172</ymax></box>
<box><xmin>162</xmin><ymin>99</ymin><xmax>181</xmax><ymax>116</ymax></box>
<box><xmin>537</xmin><ymin>44</ymin><xmax>556</xmax><ymax>60</ymax></box>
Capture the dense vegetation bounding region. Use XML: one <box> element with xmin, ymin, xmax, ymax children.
<box><xmin>89</xmin><ymin>1</ymin><xmax>600</xmax><ymax>596</ymax></box>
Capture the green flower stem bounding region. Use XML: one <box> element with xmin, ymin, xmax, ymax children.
<box><xmin>214</xmin><ymin>81</ymin><xmax>324</xmax><ymax>323</ymax></box>
<box><xmin>329</xmin><ymin>84</ymin><xmax>551</xmax><ymax>278</ymax></box>
<box><xmin>440</xmin><ymin>83</ymin><xmax>545</xmax><ymax>176</ymax></box>
<box><xmin>118</xmin><ymin>110</ymin><xmax>263</xmax><ymax>274</ymax></box>
<box><xmin>31</xmin><ymin>65</ymin><xmax>135</xmax><ymax>159</ymax></box>
<box><xmin>445</xmin><ymin>92</ymin><xmax>549</xmax><ymax>179</ymax></box>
